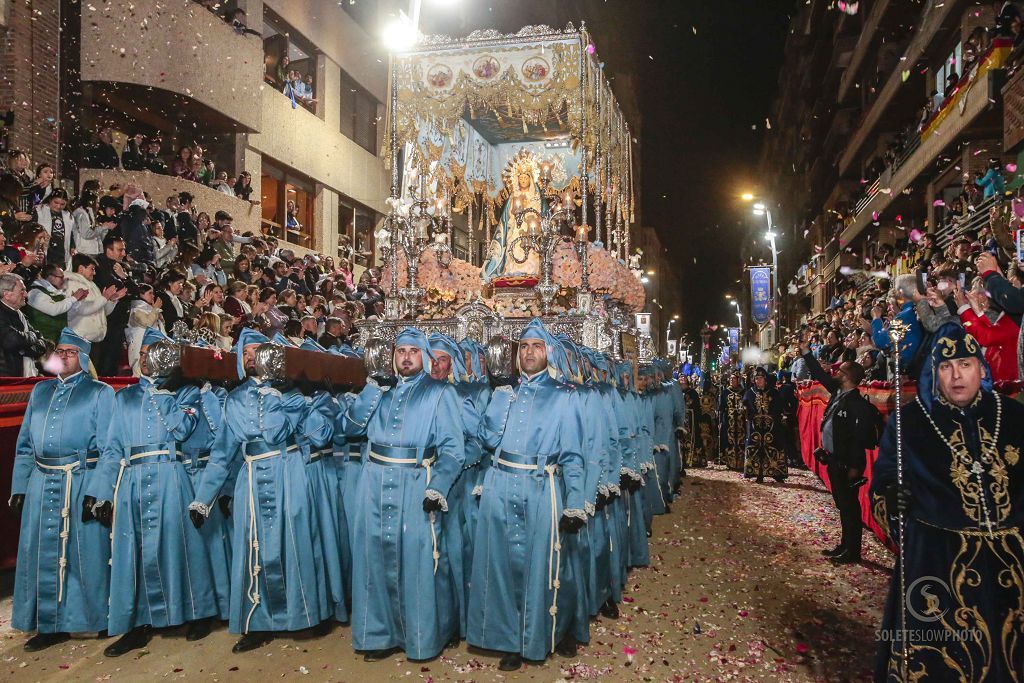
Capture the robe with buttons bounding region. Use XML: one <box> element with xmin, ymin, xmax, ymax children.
<box><xmin>179</xmin><ymin>382</ymin><xmax>232</xmax><ymax>620</ymax></box>
<box><xmin>343</xmin><ymin>373</ymin><xmax>466</xmax><ymax>659</ymax></box>
<box><xmin>11</xmin><ymin>372</ymin><xmax>115</xmax><ymax>634</ymax></box>
<box><xmin>467</xmin><ymin>372</ymin><xmax>585</xmax><ymax>661</ymax></box>
<box><xmin>640</xmin><ymin>391</ymin><xmax>667</xmax><ymax>526</ymax></box>
<box><xmin>193</xmin><ymin>378</ymin><xmax>338</xmax><ymax>633</ymax></box>
<box><xmin>619</xmin><ymin>389</ymin><xmax>651</xmax><ymax>568</ymax></box>
<box><xmin>88</xmin><ymin>379</ymin><xmax>218</xmax><ymax>635</ymax></box>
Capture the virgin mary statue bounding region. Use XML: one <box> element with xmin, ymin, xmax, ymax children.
<box><xmin>482</xmin><ymin>153</ymin><xmax>547</xmax><ymax>283</ymax></box>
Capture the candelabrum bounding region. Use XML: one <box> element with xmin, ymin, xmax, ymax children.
<box><xmin>382</xmin><ymin>170</ymin><xmax>453</xmax><ymax>319</ymax></box>
<box><xmin>508</xmin><ymin>160</ymin><xmax>578</xmax><ymax>315</ymax></box>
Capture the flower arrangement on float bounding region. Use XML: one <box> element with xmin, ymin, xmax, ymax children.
<box><xmin>382</xmin><ymin>240</ymin><xmax>646</xmax><ymax>318</ymax></box>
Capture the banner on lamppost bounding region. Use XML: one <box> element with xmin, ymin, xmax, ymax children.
<box><xmin>749</xmin><ymin>267</ymin><xmax>772</xmax><ymax>325</ymax></box>
<box><xmin>667</xmin><ymin>339</ymin><xmax>677</xmax><ymax>357</ymax></box>
<box><xmin>728</xmin><ymin>327</ymin><xmax>739</xmax><ymax>353</ymax></box>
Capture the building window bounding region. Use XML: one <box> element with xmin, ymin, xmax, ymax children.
<box><xmin>338</xmin><ymin>194</ymin><xmax>379</xmax><ymax>267</ymax></box>
<box><xmin>262</xmin><ymin>8</ymin><xmax>317</xmax><ymax>113</ymax></box>
<box><xmin>340</xmin><ymin>69</ymin><xmax>379</xmax><ymax>154</ymax></box>
<box><xmin>261</xmin><ymin>159</ymin><xmax>316</xmax><ymax>250</ymax></box>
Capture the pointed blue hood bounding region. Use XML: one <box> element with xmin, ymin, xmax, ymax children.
<box><xmin>235</xmin><ymin>327</ymin><xmax>269</xmax><ymax>379</ymax></box>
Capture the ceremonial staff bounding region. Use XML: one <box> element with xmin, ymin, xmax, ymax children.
<box><xmin>887</xmin><ymin>319</ymin><xmax>910</xmax><ymax>681</ymax></box>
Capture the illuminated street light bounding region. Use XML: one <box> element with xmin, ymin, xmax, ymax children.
<box><xmin>382</xmin><ymin>13</ymin><xmax>417</xmax><ymax>50</ymax></box>
<box><xmin>741</xmin><ymin>192</ymin><xmax>755</xmax><ymax>202</ymax></box>
<box><xmin>640</xmin><ymin>275</ymin><xmax>649</xmax><ymax>284</ymax></box>
<box><xmin>753</xmin><ymin>202</ymin><xmax>766</xmax><ymax>211</ymax></box>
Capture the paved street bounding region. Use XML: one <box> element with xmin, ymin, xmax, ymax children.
<box><xmin>0</xmin><ymin>467</ymin><xmax>892</xmax><ymax>682</ymax></box>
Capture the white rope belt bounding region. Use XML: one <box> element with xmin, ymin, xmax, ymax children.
<box><xmin>496</xmin><ymin>458</ymin><xmax>538</xmax><ymax>471</ymax></box>
<box><xmin>111</xmin><ymin>449</ymin><xmax>183</xmax><ymax>543</ymax></box>
<box><xmin>241</xmin><ymin>447</ymin><xmax>295</xmax><ymax>633</ymax></box>
<box><xmin>368</xmin><ymin>451</ymin><xmax>441</xmax><ymax>574</ymax></box>
<box><xmin>36</xmin><ymin>458</ymin><xmax>97</xmax><ymax>603</ymax></box>
<box><xmin>544</xmin><ymin>463</ymin><xmax>561</xmax><ymax>651</ymax></box>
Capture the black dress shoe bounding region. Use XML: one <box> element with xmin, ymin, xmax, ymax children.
<box><xmin>362</xmin><ymin>646</ymin><xmax>400</xmax><ymax>662</ymax></box>
<box><xmin>599</xmin><ymin>598</ymin><xmax>620</xmax><ymax>619</ymax></box>
<box><xmin>185</xmin><ymin>617</ymin><xmax>213</xmax><ymax>641</ymax></box>
<box><xmin>24</xmin><ymin>632</ymin><xmax>70</xmax><ymax>652</ymax></box>
<box><xmin>311</xmin><ymin>620</ymin><xmax>332</xmax><ymax>637</ymax></box>
<box><xmin>232</xmin><ymin>632</ymin><xmax>274</xmax><ymax>653</ymax></box>
<box><xmin>830</xmin><ymin>550</ymin><xmax>861</xmax><ymax>564</ymax></box>
<box><xmin>820</xmin><ymin>545</ymin><xmax>845</xmax><ymax>558</ymax></box>
<box><xmin>446</xmin><ymin>635</ymin><xmax>461</xmax><ymax>649</ymax></box>
<box><xmin>104</xmin><ymin>626</ymin><xmax>153</xmax><ymax>657</ymax></box>
<box><xmin>756</xmin><ymin>476</ymin><xmax>764</xmax><ymax>483</ymax></box>
<box><xmin>498</xmin><ymin>653</ymin><xmax>524</xmax><ymax>671</ymax></box>
<box><xmin>554</xmin><ymin>635</ymin><xmax>577</xmax><ymax>657</ymax></box>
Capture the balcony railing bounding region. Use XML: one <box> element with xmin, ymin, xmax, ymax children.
<box><xmin>80</xmin><ymin>0</ymin><xmax>264</xmax><ymax>132</ymax></box>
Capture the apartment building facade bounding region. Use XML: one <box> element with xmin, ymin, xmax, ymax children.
<box><xmin>760</xmin><ymin>0</ymin><xmax>1016</xmax><ymax>325</ymax></box>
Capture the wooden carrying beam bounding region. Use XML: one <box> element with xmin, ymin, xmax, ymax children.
<box><xmin>181</xmin><ymin>346</ymin><xmax>367</xmax><ymax>387</ymax></box>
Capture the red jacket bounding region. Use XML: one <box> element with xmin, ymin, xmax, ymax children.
<box><xmin>958</xmin><ymin>306</ymin><xmax>1020</xmax><ymax>383</ymax></box>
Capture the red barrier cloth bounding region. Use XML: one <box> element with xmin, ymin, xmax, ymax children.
<box><xmin>796</xmin><ymin>381</ymin><xmax>922</xmax><ymax>552</ymax></box>
<box><xmin>0</xmin><ymin>376</ymin><xmax>137</xmax><ymax>570</ymax></box>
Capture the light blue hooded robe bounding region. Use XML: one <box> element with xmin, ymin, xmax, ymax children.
<box><xmin>11</xmin><ymin>328</ymin><xmax>115</xmax><ymax>634</ymax></box>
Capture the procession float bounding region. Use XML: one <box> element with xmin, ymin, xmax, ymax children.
<box><xmin>356</xmin><ymin>22</ymin><xmax>651</xmax><ymax>363</ymax></box>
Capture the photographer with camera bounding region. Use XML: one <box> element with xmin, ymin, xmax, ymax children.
<box><xmin>799</xmin><ymin>333</ymin><xmax>881</xmax><ymax>565</ymax></box>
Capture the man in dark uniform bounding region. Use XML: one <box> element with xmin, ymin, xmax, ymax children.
<box><xmin>870</xmin><ymin>324</ymin><xmax>1024</xmax><ymax>682</ymax></box>
<box><xmin>799</xmin><ymin>338</ymin><xmax>879</xmax><ymax>564</ymax></box>
<box><xmin>92</xmin><ymin>235</ymin><xmax>138</xmax><ymax>376</ymax></box>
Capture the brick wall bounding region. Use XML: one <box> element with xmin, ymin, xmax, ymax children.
<box><xmin>0</xmin><ymin>0</ymin><xmax>61</xmax><ymax>169</ymax></box>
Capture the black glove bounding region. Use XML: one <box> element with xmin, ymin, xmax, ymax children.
<box><xmin>885</xmin><ymin>484</ymin><xmax>912</xmax><ymax>514</ymax></box>
<box><xmin>595</xmin><ymin>491</ymin><xmax>609</xmax><ymax>511</ymax></box>
<box><xmin>490</xmin><ymin>376</ymin><xmax>516</xmax><ymax>389</ymax></box>
<box><xmin>159</xmin><ymin>367</ymin><xmax>185</xmax><ymax>393</ymax></box>
<box><xmin>10</xmin><ymin>493</ymin><xmax>24</xmax><ymax>517</ymax></box>
<box><xmin>93</xmin><ymin>500</ymin><xmax>113</xmax><ymax>528</ymax></box>
<box><xmin>218</xmin><ymin>496</ymin><xmax>232</xmax><ymax>519</ymax></box>
<box><xmin>273</xmin><ymin>378</ymin><xmax>297</xmax><ymax>394</ymax></box>
<box><xmin>558</xmin><ymin>513</ymin><xmax>585</xmax><ymax>534</ymax></box>
<box><xmin>372</xmin><ymin>374</ymin><xmax>397</xmax><ymax>388</ymax></box>
<box><xmin>422</xmin><ymin>493</ymin><xmax>445</xmax><ymax>513</ymax></box>
<box><xmin>81</xmin><ymin>495</ymin><xmax>95</xmax><ymax>522</ymax></box>
<box><xmin>189</xmin><ymin>509</ymin><xmax>205</xmax><ymax>529</ymax></box>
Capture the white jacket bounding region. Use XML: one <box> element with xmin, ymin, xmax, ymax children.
<box><xmin>63</xmin><ymin>271</ymin><xmax>116</xmax><ymax>342</ymax></box>
<box><xmin>71</xmin><ymin>206</ymin><xmax>108</xmax><ymax>256</ymax></box>
<box><xmin>126</xmin><ymin>299</ymin><xmax>164</xmax><ymax>375</ymax></box>
<box><xmin>35</xmin><ymin>205</ymin><xmax>75</xmax><ymax>259</ymax></box>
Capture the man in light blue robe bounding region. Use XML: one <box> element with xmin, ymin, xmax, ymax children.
<box><xmin>615</xmin><ymin>360</ymin><xmax>651</xmax><ymax>568</ymax></box>
<box><xmin>427</xmin><ymin>333</ymin><xmax>482</xmax><ymax>640</ymax></box>
<box><xmin>458</xmin><ymin>337</ymin><xmax>491</xmax><ymax>550</ymax></box>
<box><xmin>661</xmin><ymin>361</ymin><xmax>687</xmax><ymax>494</ymax></box>
<box><xmin>189</xmin><ymin>328</ymin><xmax>339</xmax><ymax>653</ymax></box>
<box><xmin>176</xmin><ymin>340</ymin><xmax>233</xmax><ymax>621</ymax></box>
<box><xmin>343</xmin><ymin>327</ymin><xmax>466</xmax><ymax>662</ymax></box>
<box><xmin>86</xmin><ymin>327</ymin><xmax>219</xmax><ymax>656</ymax></box>
<box><xmin>467</xmin><ymin>318</ymin><xmax>587</xmax><ymax>671</ymax></box>
<box><xmin>10</xmin><ymin>328</ymin><xmax>115</xmax><ymax>651</ymax></box>
<box><xmin>638</xmin><ymin>365</ymin><xmax>667</xmax><ymax>527</ymax></box>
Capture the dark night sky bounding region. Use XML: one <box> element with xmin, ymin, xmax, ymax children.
<box><xmin>423</xmin><ymin>0</ymin><xmax>796</xmax><ymax>337</ymax></box>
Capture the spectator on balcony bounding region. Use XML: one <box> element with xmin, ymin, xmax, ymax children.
<box><xmin>213</xmin><ymin>171</ymin><xmax>234</xmax><ymax>196</ymax></box>
<box><xmin>992</xmin><ymin>0</ymin><xmax>1022</xmax><ymax>38</ymax></box>
<box><xmin>142</xmin><ymin>138</ymin><xmax>169</xmax><ymax>175</ymax></box>
<box><xmin>125</xmin><ymin>283</ymin><xmax>164</xmax><ymax>375</ymax></box>
<box><xmin>949</xmin><ymin>237</ymin><xmax>978</xmax><ymax>280</ymax></box>
<box><xmin>182</xmin><ymin>156</ymin><xmax>202</xmax><ymax>182</ymax></box>
<box><xmin>199</xmin><ymin>159</ymin><xmax>216</xmax><ymax>186</ymax></box>
<box><xmin>190</xmin><ymin>247</ymin><xmax>227</xmax><ymax>289</ymax></box>
<box><xmin>975</xmin><ymin>159</ymin><xmax>1006</xmax><ymax>199</ymax></box>
<box><xmin>151</xmin><ymin>220</ymin><xmax>178</xmax><ymax>269</ymax></box>
<box><xmin>119</xmin><ymin>199</ymin><xmax>155</xmax><ymax>269</ymax></box>
<box><xmin>28</xmin><ymin>163</ymin><xmax>55</xmax><ymax>209</ymax></box>
<box><xmin>195</xmin><ymin>211</ymin><xmax>211</xmax><ymax>243</ymax></box>
<box><xmin>232</xmin><ymin>255</ymin><xmax>253</xmax><ymax>284</ymax></box>
<box><xmin>223</xmin><ymin>280</ymin><xmax>251</xmax><ymax>319</ymax></box>
<box><xmin>64</xmin><ymin>253</ymin><xmax>122</xmax><ymax>344</ymax></box>
<box><xmin>0</xmin><ymin>273</ymin><xmax>47</xmax><ymax>376</ymax></box>
<box><xmin>35</xmin><ymin>189</ymin><xmax>73</xmax><ymax>267</ymax></box>
<box><xmin>156</xmin><ymin>270</ymin><xmax>186</xmax><ymax>330</ymax></box>
<box><xmin>176</xmin><ymin>192</ymin><xmax>199</xmax><ymax>246</ymax></box>
<box><xmin>954</xmin><ymin>279</ymin><xmax>1021</xmax><ymax>382</ymax></box>
<box><xmin>870</xmin><ymin>274</ymin><xmax>924</xmax><ymax>373</ymax></box>
<box><xmin>5</xmin><ymin>149</ymin><xmax>33</xmax><ymax>191</ymax></box>
<box><xmin>93</xmin><ymin>235</ymin><xmax>139</xmax><ymax>376</ymax></box>
<box><xmin>196</xmin><ymin>282</ymin><xmax>226</xmax><ymax>316</ymax></box>
<box><xmin>317</xmin><ymin>316</ymin><xmax>348</xmax><ymax>350</ymax></box>
<box><xmin>25</xmin><ymin>263</ymin><xmax>87</xmax><ymax>342</ymax></box>
<box><xmin>170</xmin><ymin>146</ymin><xmax>193</xmax><ymax>178</ymax></box>
<box><xmin>121</xmin><ymin>133</ymin><xmax>146</xmax><ymax>171</ymax></box>
<box><xmin>71</xmin><ymin>189</ymin><xmax>107</xmax><ymax>258</ymax></box>
<box><xmin>0</xmin><ymin>173</ymin><xmax>31</xmax><ymax>237</ymax></box>
<box><xmin>225</xmin><ymin>8</ymin><xmax>259</xmax><ymax>36</ymax></box>
<box><xmin>84</xmin><ymin>127</ymin><xmax>120</xmax><ymax>170</ymax></box>
<box><xmin>234</xmin><ymin>171</ymin><xmax>255</xmax><ymax>202</ymax></box>
<box><xmin>913</xmin><ymin>270</ymin><xmax>960</xmax><ymax>333</ymax></box>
